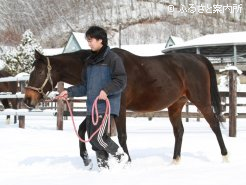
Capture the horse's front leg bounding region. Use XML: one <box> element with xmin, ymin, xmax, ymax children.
<box><xmin>78</xmin><ymin>118</ymin><xmax>92</xmax><ymax>169</ymax></box>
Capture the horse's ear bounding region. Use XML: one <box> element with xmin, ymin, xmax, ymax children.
<box><xmin>35</xmin><ymin>50</ymin><xmax>43</xmax><ymax>60</ymax></box>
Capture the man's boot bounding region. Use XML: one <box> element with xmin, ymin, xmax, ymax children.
<box><xmin>96</xmin><ymin>150</ymin><xmax>109</xmax><ymax>171</ymax></box>
<box><xmin>113</xmin><ymin>147</ymin><xmax>129</xmax><ymax>164</ymax></box>
<box><xmin>81</xmin><ymin>151</ymin><xmax>93</xmax><ymax>170</ymax></box>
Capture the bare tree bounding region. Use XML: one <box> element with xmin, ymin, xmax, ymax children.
<box><xmin>0</xmin><ymin>0</ymin><xmax>245</xmax><ymax>47</ymax></box>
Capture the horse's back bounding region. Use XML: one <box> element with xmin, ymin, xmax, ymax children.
<box><xmin>112</xmin><ymin>48</ymin><xmax>213</xmax><ymax>111</ymax></box>
<box><xmin>112</xmin><ymin>48</ymin><xmax>208</xmax><ymax>69</ymax></box>
<box><xmin>113</xmin><ymin>49</ymin><xmax>210</xmax><ymax>82</ymax></box>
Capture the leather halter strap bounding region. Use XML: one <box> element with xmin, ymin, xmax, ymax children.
<box><xmin>25</xmin><ymin>57</ymin><xmax>54</xmax><ymax>99</ymax></box>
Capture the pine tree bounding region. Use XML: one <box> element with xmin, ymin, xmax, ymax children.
<box><xmin>2</xmin><ymin>30</ymin><xmax>42</xmax><ymax>75</ymax></box>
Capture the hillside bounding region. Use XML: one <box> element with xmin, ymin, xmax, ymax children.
<box><xmin>0</xmin><ymin>0</ymin><xmax>245</xmax><ymax>47</ymax></box>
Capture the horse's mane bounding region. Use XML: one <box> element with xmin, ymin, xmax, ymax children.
<box><xmin>47</xmin><ymin>49</ymin><xmax>92</xmax><ymax>58</ymax></box>
<box><xmin>112</xmin><ymin>48</ymin><xmax>142</xmax><ymax>58</ymax></box>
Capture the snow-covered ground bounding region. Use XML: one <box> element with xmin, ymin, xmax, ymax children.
<box><xmin>0</xmin><ymin>41</ymin><xmax>246</xmax><ymax>185</ymax></box>
<box><xmin>0</xmin><ymin>116</ymin><xmax>245</xmax><ymax>185</ymax></box>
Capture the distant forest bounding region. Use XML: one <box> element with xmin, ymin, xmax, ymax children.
<box><xmin>0</xmin><ymin>0</ymin><xmax>245</xmax><ymax>47</ymax></box>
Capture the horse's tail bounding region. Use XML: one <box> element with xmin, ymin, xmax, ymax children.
<box><xmin>200</xmin><ymin>56</ymin><xmax>222</xmax><ymax>118</ymax></box>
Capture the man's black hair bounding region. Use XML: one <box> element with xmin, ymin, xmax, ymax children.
<box><xmin>85</xmin><ymin>26</ymin><xmax>108</xmax><ymax>46</ymax></box>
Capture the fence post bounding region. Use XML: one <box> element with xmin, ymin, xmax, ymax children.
<box><xmin>228</xmin><ymin>70</ymin><xmax>237</xmax><ymax>137</ymax></box>
<box><xmin>196</xmin><ymin>108</ymin><xmax>200</xmax><ymax>122</ymax></box>
<box><xmin>57</xmin><ymin>82</ymin><xmax>64</xmax><ymax>130</ymax></box>
<box><xmin>18</xmin><ymin>81</ymin><xmax>26</xmax><ymax>128</ymax></box>
<box><xmin>186</xmin><ymin>103</ymin><xmax>189</xmax><ymax>122</ymax></box>
<box><xmin>221</xmin><ymin>96</ymin><xmax>226</xmax><ymax>113</ymax></box>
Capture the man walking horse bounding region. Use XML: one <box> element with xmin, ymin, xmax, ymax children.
<box><xmin>59</xmin><ymin>26</ymin><xmax>128</xmax><ymax>170</ymax></box>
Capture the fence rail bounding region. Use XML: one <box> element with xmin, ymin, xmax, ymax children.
<box><xmin>1</xmin><ymin>95</ymin><xmax>245</xmax><ymax>119</ymax></box>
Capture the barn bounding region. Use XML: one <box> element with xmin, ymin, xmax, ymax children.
<box><xmin>162</xmin><ymin>31</ymin><xmax>246</xmax><ymax>73</ymax></box>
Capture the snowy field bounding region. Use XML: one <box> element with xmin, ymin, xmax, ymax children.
<box><xmin>0</xmin><ymin>115</ymin><xmax>246</xmax><ymax>185</ymax></box>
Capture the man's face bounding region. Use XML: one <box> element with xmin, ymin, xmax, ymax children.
<box><xmin>86</xmin><ymin>37</ymin><xmax>103</xmax><ymax>52</ymax></box>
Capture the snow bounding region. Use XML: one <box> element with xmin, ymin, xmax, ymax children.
<box><xmin>219</xmin><ymin>65</ymin><xmax>243</xmax><ymax>75</ymax></box>
<box><xmin>0</xmin><ymin>30</ymin><xmax>43</xmax><ymax>75</ymax></box>
<box><xmin>0</xmin><ymin>59</ymin><xmax>5</xmax><ymax>70</ymax></box>
<box><xmin>0</xmin><ymin>116</ymin><xmax>246</xmax><ymax>185</ymax></box>
<box><xmin>72</xmin><ymin>32</ymin><xmax>90</xmax><ymax>50</ymax></box>
<box><xmin>169</xmin><ymin>36</ymin><xmax>184</xmax><ymax>45</ymax></box>
<box><xmin>43</xmin><ymin>48</ymin><xmax>64</xmax><ymax>56</ymax></box>
<box><xmin>163</xmin><ymin>31</ymin><xmax>246</xmax><ymax>52</ymax></box>
<box><xmin>15</xmin><ymin>72</ymin><xmax>30</xmax><ymax>77</ymax></box>
<box><xmin>41</xmin><ymin>43</ymin><xmax>165</xmax><ymax>57</ymax></box>
<box><xmin>0</xmin><ymin>40</ymin><xmax>245</xmax><ymax>184</ymax></box>
<box><xmin>181</xmin><ymin>31</ymin><xmax>246</xmax><ymax>47</ymax></box>
<box><xmin>119</xmin><ymin>43</ymin><xmax>165</xmax><ymax>56</ymax></box>
<box><xmin>0</xmin><ymin>74</ymin><xmax>29</xmax><ymax>82</ymax></box>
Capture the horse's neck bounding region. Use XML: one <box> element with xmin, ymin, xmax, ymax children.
<box><xmin>51</xmin><ymin>50</ymin><xmax>91</xmax><ymax>85</ymax></box>
<box><xmin>55</xmin><ymin>57</ymin><xmax>83</xmax><ymax>85</ymax></box>
<box><xmin>61</xmin><ymin>64</ymin><xmax>82</xmax><ymax>85</ymax></box>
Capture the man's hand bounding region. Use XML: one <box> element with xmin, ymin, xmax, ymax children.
<box><xmin>98</xmin><ymin>90</ymin><xmax>107</xmax><ymax>100</ymax></box>
<box><xmin>58</xmin><ymin>90</ymin><xmax>68</xmax><ymax>100</ymax></box>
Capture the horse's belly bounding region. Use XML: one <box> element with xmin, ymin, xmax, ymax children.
<box><xmin>125</xmin><ymin>71</ymin><xmax>184</xmax><ymax>112</ymax></box>
<box><xmin>126</xmin><ymin>95</ymin><xmax>174</xmax><ymax>112</ymax></box>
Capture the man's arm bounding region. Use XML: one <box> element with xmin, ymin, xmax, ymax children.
<box><xmin>103</xmin><ymin>54</ymin><xmax>127</xmax><ymax>96</ymax></box>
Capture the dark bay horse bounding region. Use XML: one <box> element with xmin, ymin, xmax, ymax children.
<box><xmin>24</xmin><ymin>49</ymin><xmax>228</xmax><ymax>165</ymax></box>
<box><xmin>0</xmin><ymin>70</ymin><xmax>18</xmax><ymax>123</ymax></box>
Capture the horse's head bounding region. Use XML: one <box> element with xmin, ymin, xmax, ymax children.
<box><xmin>24</xmin><ymin>50</ymin><xmax>60</xmax><ymax>108</ymax></box>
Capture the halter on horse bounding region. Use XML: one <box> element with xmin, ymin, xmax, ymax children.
<box><xmin>25</xmin><ymin>57</ymin><xmax>54</xmax><ymax>100</ymax></box>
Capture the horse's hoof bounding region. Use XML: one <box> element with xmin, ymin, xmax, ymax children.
<box><xmin>6</xmin><ymin>118</ymin><xmax>10</xmax><ymax>125</ymax></box>
<box><xmin>222</xmin><ymin>154</ymin><xmax>229</xmax><ymax>163</ymax></box>
<box><xmin>84</xmin><ymin>159</ymin><xmax>93</xmax><ymax>170</ymax></box>
<box><xmin>171</xmin><ymin>157</ymin><xmax>181</xmax><ymax>165</ymax></box>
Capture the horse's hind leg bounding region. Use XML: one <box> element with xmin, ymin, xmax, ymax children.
<box><xmin>168</xmin><ymin>97</ymin><xmax>188</xmax><ymax>163</ymax></box>
<box><xmin>197</xmin><ymin>105</ymin><xmax>228</xmax><ymax>158</ymax></box>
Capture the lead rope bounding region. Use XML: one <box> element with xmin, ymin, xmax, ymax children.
<box><xmin>56</xmin><ymin>95</ymin><xmax>111</xmax><ymax>143</ymax></box>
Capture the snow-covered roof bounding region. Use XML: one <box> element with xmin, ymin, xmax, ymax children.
<box><xmin>63</xmin><ymin>31</ymin><xmax>165</xmax><ymax>56</ymax></box>
<box><xmin>117</xmin><ymin>43</ymin><xmax>165</xmax><ymax>56</ymax></box>
<box><xmin>219</xmin><ymin>65</ymin><xmax>243</xmax><ymax>75</ymax></box>
<box><xmin>63</xmin><ymin>32</ymin><xmax>90</xmax><ymax>53</ymax></box>
<box><xmin>43</xmin><ymin>48</ymin><xmax>64</xmax><ymax>56</ymax></box>
<box><xmin>165</xmin><ymin>36</ymin><xmax>184</xmax><ymax>48</ymax></box>
<box><xmin>72</xmin><ymin>32</ymin><xmax>90</xmax><ymax>49</ymax></box>
<box><xmin>170</xmin><ymin>36</ymin><xmax>184</xmax><ymax>45</ymax></box>
<box><xmin>162</xmin><ymin>31</ymin><xmax>246</xmax><ymax>54</ymax></box>
<box><xmin>37</xmin><ymin>43</ymin><xmax>165</xmax><ymax>59</ymax></box>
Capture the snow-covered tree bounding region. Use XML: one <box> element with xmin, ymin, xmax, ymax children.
<box><xmin>2</xmin><ymin>30</ymin><xmax>42</xmax><ymax>75</ymax></box>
